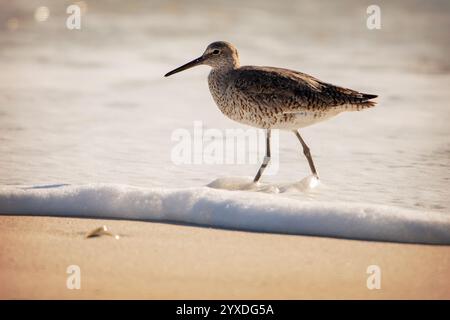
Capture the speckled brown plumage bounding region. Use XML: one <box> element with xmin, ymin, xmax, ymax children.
<box><xmin>209</xmin><ymin>59</ymin><xmax>376</xmax><ymax>129</ymax></box>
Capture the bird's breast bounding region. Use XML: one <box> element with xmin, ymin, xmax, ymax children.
<box><xmin>208</xmin><ymin>72</ymin><xmax>279</xmax><ymax>128</ymax></box>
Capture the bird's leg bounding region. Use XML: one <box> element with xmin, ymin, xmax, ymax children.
<box><xmin>293</xmin><ymin>130</ymin><xmax>319</xmax><ymax>179</ymax></box>
<box><xmin>253</xmin><ymin>129</ymin><xmax>271</xmax><ymax>183</ymax></box>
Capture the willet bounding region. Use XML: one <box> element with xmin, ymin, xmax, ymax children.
<box><xmin>165</xmin><ymin>41</ymin><xmax>377</xmax><ymax>182</ymax></box>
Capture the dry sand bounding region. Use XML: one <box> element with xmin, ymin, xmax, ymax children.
<box><xmin>0</xmin><ymin>215</ymin><xmax>449</xmax><ymax>299</ymax></box>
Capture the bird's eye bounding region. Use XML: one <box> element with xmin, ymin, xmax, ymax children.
<box><xmin>212</xmin><ymin>49</ymin><xmax>220</xmax><ymax>55</ymax></box>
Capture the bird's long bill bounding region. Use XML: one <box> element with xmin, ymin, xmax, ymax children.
<box><xmin>164</xmin><ymin>56</ymin><xmax>204</xmax><ymax>77</ymax></box>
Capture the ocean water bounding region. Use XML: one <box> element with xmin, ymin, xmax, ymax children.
<box><xmin>0</xmin><ymin>0</ymin><xmax>449</xmax><ymax>219</ymax></box>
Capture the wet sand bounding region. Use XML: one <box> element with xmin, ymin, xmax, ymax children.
<box><xmin>0</xmin><ymin>215</ymin><xmax>449</xmax><ymax>299</ymax></box>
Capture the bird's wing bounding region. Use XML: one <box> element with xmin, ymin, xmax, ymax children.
<box><xmin>229</xmin><ymin>66</ymin><xmax>377</xmax><ymax>113</ymax></box>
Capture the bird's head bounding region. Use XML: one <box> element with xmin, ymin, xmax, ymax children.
<box><xmin>164</xmin><ymin>41</ymin><xmax>239</xmax><ymax>77</ymax></box>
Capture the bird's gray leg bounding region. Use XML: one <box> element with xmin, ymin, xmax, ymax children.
<box><xmin>253</xmin><ymin>129</ymin><xmax>271</xmax><ymax>183</ymax></box>
<box><xmin>293</xmin><ymin>130</ymin><xmax>319</xmax><ymax>179</ymax></box>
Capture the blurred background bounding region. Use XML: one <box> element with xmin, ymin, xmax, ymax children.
<box><xmin>0</xmin><ymin>0</ymin><xmax>449</xmax><ymax>213</ymax></box>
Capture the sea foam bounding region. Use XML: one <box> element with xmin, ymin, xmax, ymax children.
<box><xmin>0</xmin><ymin>183</ymin><xmax>449</xmax><ymax>244</ymax></box>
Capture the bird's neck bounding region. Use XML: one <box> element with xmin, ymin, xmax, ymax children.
<box><xmin>208</xmin><ymin>66</ymin><xmax>233</xmax><ymax>88</ymax></box>
<box><xmin>213</xmin><ymin>60</ymin><xmax>239</xmax><ymax>72</ymax></box>
<box><xmin>209</xmin><ymin>58</ymin><xmax>238</xmax><ymax>77</ymax></box>
<box><xmin>208</xmin><ymin>66</ymin><xmax>235</xmax><ymax>105</ymax></box>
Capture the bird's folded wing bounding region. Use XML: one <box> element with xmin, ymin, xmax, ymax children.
<box><xmin>230</xmin><ymin>66</ymin><xmax>375</xmax><ymax>114</ymax></box>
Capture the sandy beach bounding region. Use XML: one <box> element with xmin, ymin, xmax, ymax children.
<box><xmin>1</xmin><ymin>215</ymin><xmax>449</xmax><ymax>299</ymax></box>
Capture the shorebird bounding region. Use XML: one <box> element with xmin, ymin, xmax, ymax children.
<box><xmin>165</xmin><ymin>41</ymin><xmax>377</xmax><ymax>182</ymax></box>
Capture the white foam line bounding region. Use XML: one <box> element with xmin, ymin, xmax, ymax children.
<box><xmin>0</xmin><ymin>184</ymin><xmax>449</xmax><ymax>244</ymax></box>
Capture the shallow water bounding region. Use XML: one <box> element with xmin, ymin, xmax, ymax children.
<box><xmin>0</xmin><ymin>0</ymin><xmax>449</xmax><ymax>214</ymax></box>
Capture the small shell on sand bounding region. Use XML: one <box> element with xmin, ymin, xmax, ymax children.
<box><xmin>85</xmin><ymin>225</ymin><xmax>120</xmax><ymax>239</ymax></box>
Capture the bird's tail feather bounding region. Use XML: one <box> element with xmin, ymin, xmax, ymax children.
<box><xmin>342</xmin><ymin>94</ymin><xmax>378</xmax><ymax>111</ymax></box>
